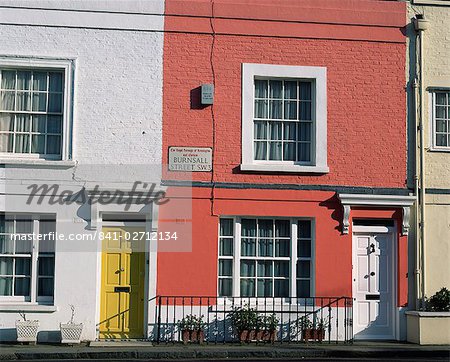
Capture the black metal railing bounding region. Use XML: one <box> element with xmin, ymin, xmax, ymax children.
<box><xmin>151</xmin><ymin>296</ymin><xmax>352</xmax><ymax>344</ymax></box>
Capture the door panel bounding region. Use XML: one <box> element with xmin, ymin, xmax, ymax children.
<box><xmin>353</xmin><ymin>232</ymin><xmax>394</xmax><ymax>339</ymax></box>
<box><xmin>99</xmin><ymin>227</ymin><xmax>146</xmax><ymax>339</ymax></box>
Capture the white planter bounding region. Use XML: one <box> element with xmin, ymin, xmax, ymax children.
<box><xmin>60</xmin><ymin>323</ymin><xmax>83</xmax><ymax>344</ymax></box>
<box><xmin>16</xmin><ymin>320</ymin><xmax>39</xmax><ymax>343</ymax></box>
<box><xmin>406</xmin><ymin>311</ymin><xmax>450</xmax><ymax>345</ymax></box>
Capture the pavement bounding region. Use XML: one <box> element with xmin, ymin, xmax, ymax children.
<box><xmin>0</xmin><ymin>341</ymin><xmax>449</xmax><ymax>360</ymax></box>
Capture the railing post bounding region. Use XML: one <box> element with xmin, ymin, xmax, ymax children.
<box><xmin>156</xmin><ymin>296</ymin><xmax>162</xmax><ymax>344</ymax></box>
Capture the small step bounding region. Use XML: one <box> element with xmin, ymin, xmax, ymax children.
<box><xmin>89</xmin><ymin>340</ymin><xmax>152</xmax><ymax>347</ymax></box>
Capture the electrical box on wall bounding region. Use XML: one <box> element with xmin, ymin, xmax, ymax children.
<box><xmin>201</xmin><ymin>84</ymin><xmax>214</xmax><ymax>105</ymax></box>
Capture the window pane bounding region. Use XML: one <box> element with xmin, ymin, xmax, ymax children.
<box><xmin>436</xmin><ymin>134</ymin><xmax>447</xmax><ymax>147</ymax></box>
<box><xmin>1</xmin><ymin>71</ymin><xmax>16</xmax><ymax>89</ymax></box>
<box><xmin>299</xmin><ymin>101</ymin><xmax>311</xmax><ymax>120</ymax></box>
<box><xmin>240</xmin><ymin>279</ymin><xmax>255</xmax><ymax>297</ymax></box>
<box><xmin>257</xmin><ymin>279</ymin><xmax>272</xmax><ymax>297</ymax></box>
<box><xmin>14</xmin><ymin>277</ymin><xmax>30</xmax><ymax>296</ymax></box>
<box><xmin>16</xmin><ymin>218</ymin><xmax>33</xmax><ymax>233</ymax></box>
<box><xmin>269</xmin><ymin>142</ymin><xmax>282</xmax><ymax>160</ymax></box>
<box><xmin>274</xmin><ymin>279</ymin><xmax>289</xmax><ymax>297</ymax></box>
<box><xmin>297</xmin><ymin>280</ymin><xmax>310</xmax><ymax>298</ymax></box>
<box><xmin>283</xmin><ymin>143</ymin><xmax>295</xmax><ymax>161</ymax></box>
<box><xmin>32</xmin><ymin>93</ymin><xmax>47</xmax><ymax>112</ymax></box>
<box><xmin>219</xmin><ymin>259</ymin><xmax>233</xmax><ymax>277</ymax></box>
<box><xmin>16</xmin><ymin>92</ymin><xmax>31</xmax><ymax>111</ymax></box>
<box><xmin>31</xmin><ymin>135</ymin><xmax>45</xmax><ymax>154</ymax></box>
<box><xmin>47</xmin><ymin>115</ymin><xmax>62</xmax><ymax>134</ymax></box>
<box><xmin>297</xmin><ymin>142</ymin><xmax>311</xmax><ymax>162</ymax></box>
<box><xmin>17</xmin><ymin>71</ymin><xmax>31</xmax><ymax>90</ymax></box>
<box><xmin>297</xmin><ymin>260</ymin><xmax>310</xmax><ymax>278</ymax></box>
<box><xmin>269</xmin><ymin>122</ymin><xmax>282</xmax><ymax>140</ymax></box>
<box><xmin>254</xmin><ymin>141</ymin><xmax>267</xmax><ymax>160</ymax></box>
<box><xmin>284</xmin><ymin>101</ymin><xmax>297</xmax><ymax>120</ymax></box>
<box><xmin>0</xmin><ymin>235</ymin><xmax>13</xmax><ymax>254</ymax></box>
<box><xmin>254</xmin><ymin>79</ymin><xmax>267</xmax><ymax>98</ymax></box>
<box><xmin>241</xmin><ymin>219</ymin><xmax>256</xmax><ymax>237</ymax></box>
<box><xmin>1</xmin><ymin>91</ymin><xmax>15</xmax><ymax>110</ymax></box>
<box><xmin>269</xmin><ymin>100</ymin><xmax>282</xmax><ymax>119</ymax></box>
<box><xmin>15</xmin><ymin>134</ymin><xmax>30</xmax><ymax>153</ymax></box>
<box><xmin>220</xmin><ymin>219</ymin><xmax>233</xmax><ymax>236</ymax></box>
<box><xmin>38</xmin><ymin>278</ymin><xmax>54</xmax><ymax>297</ymax></box>
<box><xmin>254</xmin><ymin>121</ymin><xmax>267</xmax><ymax>139</ymax></box>
<box><xmin>49</xmin><ymin>72</ymin><xmax>63</xmax><ymax>92</ymax></box>
<box><xmin>275</xmin><ymin>239</ymin><xmax>290</xmax><ymax>257</ymax></box>
<box><xmin>298</xmin><ymin>122</ymin><xmax>311</xmax><ymax>142</ymax></box>
<box><xmin>284</xmin><ymin>81</ymin><xmax>297</xmax><ymax>99</ymax></box>
<box><xmin>298</xmin><ymin>240</ymin><xmax>311</xmax><ymax>258</ymax></box>
<box><xmin>219</xmin><ymin>278</ymin><xmax>232</xmax><ymax>297</ymax></box>
<box><xmin>258</xmin><ymin>239</ymin><xmax>273</xmax><ymax>257</ymax></box>
<box><xmin>299</xmin><ymin>82</ymin><xmax>311</xmax><ymax>100</ymax></box>
<box><xmin>275</xmin><ymin>220</ymin><xmax>290</xmax><ymax>237</ymax></box>
<box><xmin>0</xmin><ymin>277</ymin><xmax>12</xmax><ymax>296</ymax></box>
<box><xmin>39</xmin><ymin>219</ymin><xmax>56</xmax><ymax>253</ymax></box>
<box><xmin>15</xmin><ymin>258</ymin><xmax>31</xmax><ymax>275</ymax></box>
<box><xmin>254</xmin><ymin>100</ymin><xmax>267</xmax><ymax>118</ymax></box>
<box><xmin>257</xmin><ymin>261</ymin><xmax>273</xmax><ymax>277</ymax></box>
<box><xmin>258</xmin><ymin>219</ymin><xmax>273</xmax><ymax>237</ymax></box>
<box><xmin>274</xmin><ymin>261</ymin><xmax>289</xmax><ymax>277</ymax></box>
<box><xmin>436</xmin><ymin>93</ymin><xmax>446</xmax><ymax>105</ymax></box>
<box><xmin>38</xmin><ymin>256</ymin><xmax>55</xmax><ymax>276</ymax></box>
<box><xmin>240</xmin><ymin>260</ymin><xmax>255</xmax><ymax>277</ymax></box>
<box><xmin>0</xmin><ymin>113</ymin><xmax>14</xmax><ymax>131</ymax></box>
<box><xmin>436</xmin><ymin>106</ymin><xmax>446</xmax><ymax>119</ymax></box>
<box><xmin>220</xmin><ymin>238</ymin><xmax>233</xmax><ymax>256</ymax></box>
<box><xmin>269</xmin><ymin>80</ymin><xmax>282</xmax><ymax>99</ymax></box>
<box><xmin>284</xmin><ymin>122</ymin><xmax>296</xmax><ymax>140</ymax></box>
<box><xmin>33</xmin><ymin>72</ymin><xmax>47</xmax><ymax>91</ymax></box>
<box><xmin>16</xmin><ymin>114</ymin><xmax>30</xmax><ymax>132</ymax></box>
<box><xmin>15</xmin><ymin>239</ymin><xmax>32</xmax><ymax>254</ymax></box>
<box><xmin>298</xmin><ymin>221</ymin><xmax>311</xmax><ymax>238</ymax></box>
<box><xmin>0</xmin><ymin>257</ymin><xmax>13</xmax><ymax>274</ymax></box>
<box><xmin>46</xmin><ymin>135</ymin><xmax>61</xmax><ymax>155</ymax></box>
<box><xmin>48</xmin><ymin>93</ymin><xmax>62</xmax><ymax>113</ymax></box>
<box><xmin>32</xmin><ymin>115</ymin><xmax>47</xmax><ymax>132</ymax></box>
<box><xmin>0</xmin><ymin>134</ymin><xmax>13</xmax><ymax>152</ymax></box>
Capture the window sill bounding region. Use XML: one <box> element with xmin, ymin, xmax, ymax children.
<box><xmin>240</xmin><ymin>163</ymin><xmax>329</xmax><ymax>174</ymax></box>
<box><xmin>0</xmin><ymin>304</ymin><xmax>57</xmax><ymax>312</ymax></box>
<box><xmin>428</xmin><ymin>147</ymin><xmax>450</xmax><ymax>153</ymax></box>
<box><xmin>0</xmin><ymin>159</ymin><xmax>75</xmax><ymax>169</ymax></box>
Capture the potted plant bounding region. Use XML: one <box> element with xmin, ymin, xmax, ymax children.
<box><xmin>60</xmin><ymin>305</ymin><xmax>83</xmax><ymax>344</ymax></box>
<box><xmin>230</xmin><ymin>304</ymin><xmax>259</xmax><ymax>342</ymax></box>
<box><xmin>177</xmin><ymin>314</ymin><xmax>205</xmax><ymax>344</ymax></box>
<box><xmin>259</xmin><ymin>313</ymin><xmax>279</xmax><ymax>342</ymax></box>
<box><xmin>16</xmin><ymin>312</ymin><xmax>39</xmax><ymax>344</ymax></box>
<box><xmin>406</xmin><ymin>287</ymin><xmax>450</xmax><ymax>345</ymax></box>
<box><xmin>299</xmin><ymin>316</ymin><xmax>329</xmax><ymax>343</ymax></box>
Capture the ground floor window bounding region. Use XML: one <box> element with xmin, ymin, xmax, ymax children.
<box><xmin>218</xmin><ymin>217</ymin><xmax>314</xmax><ymax>298</ymax></box>
<box><xmin>0</xmin><ymin>214</ymin><xmax>55</xmax><ymax>303</ymax></box>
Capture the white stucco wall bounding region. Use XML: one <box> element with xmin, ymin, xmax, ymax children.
<box><xmin>0</xmin><ymin>1</ymin><xmax>164</xmax><ymax>342</ymax></box>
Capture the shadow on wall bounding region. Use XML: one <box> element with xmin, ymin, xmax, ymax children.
<box><xmin>0</xmin><ymin>328</ymin><xmax>60</xmax><ymax>343</ymax></box>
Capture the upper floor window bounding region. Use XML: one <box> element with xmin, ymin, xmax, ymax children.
<box><xmin>432</xmin><ymin>90</ymin><xmax>450</xmax><ymax>150</ymax></box>
<box><xmin>0</xmin><ymin>58</ymin><xmax>73</xmax><ymax>160</ymax></box>
<box><xmin>241</xmin><ymin>64</ymin><xmax>328</xmax><ymax>173</ymax></box>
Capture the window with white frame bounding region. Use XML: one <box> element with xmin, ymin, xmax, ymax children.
<box><xmin>0</xmin><ymin>58</ymin><xmax>73</xmax><ymax>160</ymax></box>
<box><xmin>0</xmin><ymin>214</ymin><xmax>55</xmax><ymax>303</ymax></box>
<box><xmin>432</xmin><ymin>90</ymin><xmax>450</xmax><ymax>149</ymax></box>
<box><xmin>241</xmin><ymin>63</ymin><xmax>328</xmax><ymax>173</ymax></box>
<box><xmin>218</xmin><ymin>218</ymin><xmax>314</xmax><ymax>298</ymax></box>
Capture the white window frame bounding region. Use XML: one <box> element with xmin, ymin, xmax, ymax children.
<box><xmin>0</xmin><ymin>214</ymin><xmax>55</xmax><ymax>304</ymax></box>
<box><xmin>217</xmin><ymin>217</ymin><xmax>315</xmax><ymax>300</ymax></box>
<box><xmin>429</xmin><ymin>89</ymin><xmax>450</xmax><ymax>152</ymax></box>
<box><xmin>0</xmin><ymin>56</ymin><xmax>74</xmax><ymax>161</ymax></box>
<box><xmin>241</xmin><ymin>63</ymin><xmax>328</xmax><ymax>173</ymax></box>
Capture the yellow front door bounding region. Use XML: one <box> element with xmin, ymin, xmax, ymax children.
<box><xmin>99</xmin><ymin>226</ymin><xmax>145</xmax><ymax>339</ymax></box>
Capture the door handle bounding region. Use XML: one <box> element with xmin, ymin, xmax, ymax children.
<box><xmin>370</xmin><ymin>271</ymin><xmax>375</xmax><ymax>276</ymax></box>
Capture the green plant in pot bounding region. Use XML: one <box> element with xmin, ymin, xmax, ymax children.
<box><xmin>230</xmin><ymin>305</ymin><xmax>259</xmax><ymax>342</ymax></box>
<box><xmin>177</xmin><ymin>314</ymin><xmax>205</xmax><ymax>344</ymax></box>
<box><xmin>258</xmin><ymin>313</ymin><xmax>279</xmax><ymax>342</ymax></box>
<box><xmin>424</xmin><ymin>287</ymin><xmax>450</xmax><ymax>312</ymax></box>
<box><xmin>299</xmin><ymin>316</ymin><xmax>329</xmax><ymax>343</ymax></box>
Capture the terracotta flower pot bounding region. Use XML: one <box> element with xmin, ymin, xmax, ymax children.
<box><xmin>302</xmin><ymin>328</ymin><xmax>325</xmax><ymax>342</ymax></box>
<box><xmin>182</xmin><ymin>329</ymin><xmax>205</xmax><ymax>344</ymax></box>
<box><xmin>239</xmin><ymin>330</ymin><xmax>249</xmax><ymax>342</ymax></box>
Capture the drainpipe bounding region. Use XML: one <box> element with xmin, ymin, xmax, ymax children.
<box><xmin>413</xmin><ymin>14</ymin><xmax>428</xmax><ymax>309</ymax></box>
